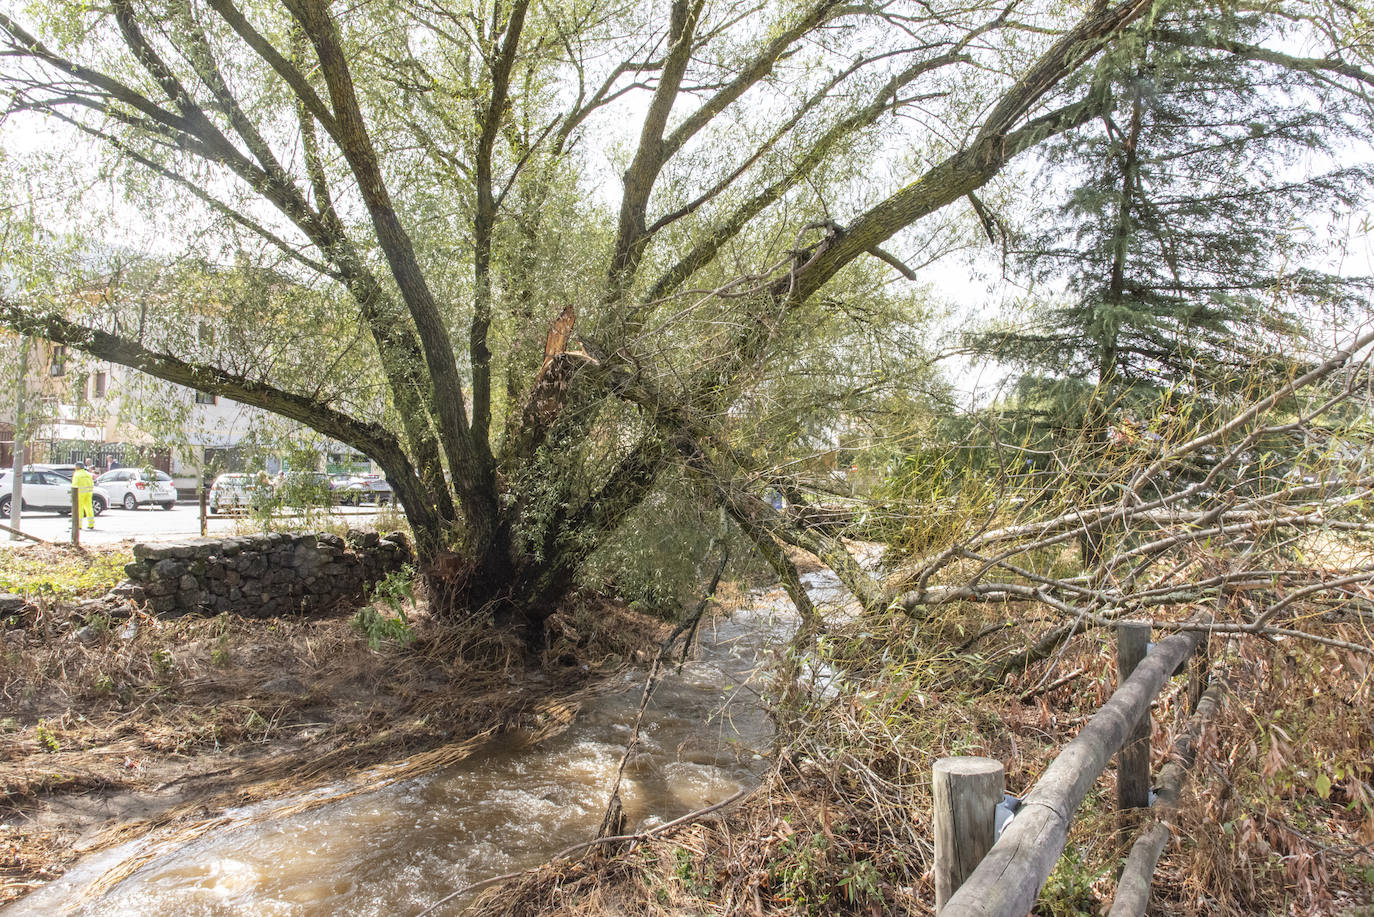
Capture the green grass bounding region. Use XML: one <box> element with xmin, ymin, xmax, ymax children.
<box><xmin>0</xmin><ymin>547</ymin><xmax>132</xmax><ymax>599</ymax></box>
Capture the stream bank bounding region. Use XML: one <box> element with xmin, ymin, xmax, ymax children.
<box><xmin>0</xmin><ymin>542</ymin><xmax>671</xmax><ymax>908</ymax></box>
<box><xmin>0</xmin><ymin>544</ymin><xmax>843</xmax><ymax>915</ymax></box>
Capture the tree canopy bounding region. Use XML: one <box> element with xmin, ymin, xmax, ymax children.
<box><xmin>2</xmin><ymin>0</ymin><xmax>1372</xmax><ymax>636</ymax></box>
<box><xmin>971</xmin><ymin>3</ymin><xmax>1372</xmax><ymax>427</ymax></box>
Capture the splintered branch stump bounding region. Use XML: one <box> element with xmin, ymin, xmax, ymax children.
<box><xmin>933</xmin><ymin>756</ymin><xmax>1005</xmax><ymax>912</ymax></box>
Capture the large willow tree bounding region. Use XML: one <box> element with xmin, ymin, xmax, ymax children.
<box><xmin>1</xmin><ymin>0</ymin><xmax>1371</xmax><ymax>637</ymax></box>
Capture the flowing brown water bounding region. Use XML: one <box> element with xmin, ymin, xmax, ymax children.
<box><xmin>9</xmin><ymin>572</ymin><xmax>848</xmax><ymax>916</ymax></box>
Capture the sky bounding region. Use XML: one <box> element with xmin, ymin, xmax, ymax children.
<box><xmin>3</xmin><ymin>1</ymin><xmax>1373</xmax><ymax>415</ymax></box>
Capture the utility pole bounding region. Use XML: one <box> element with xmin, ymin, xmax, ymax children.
<box><xmin>9</xmin><ymin>336</ymin><xmax>28</xmax><ymax>540</ymax></box>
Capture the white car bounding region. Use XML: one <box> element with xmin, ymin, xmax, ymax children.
<box><xmin>208</xmin><ymin>473</ymin><xmax>273</xmax><ymax>514</ymax></box>
<box><xmin>0</xmin><ymin>468</ymin><xmax>109</xmax><ymax>518</ymax></box>
<box><xmin>97</xmin><ymin>468</ymin><xmax>178</xmax><ymax>511</ymax></box>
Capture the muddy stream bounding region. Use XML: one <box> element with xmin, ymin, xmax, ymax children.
<box><xmin>8</xmin><ymin>571</ymin><xmax>849</xmax><ymax>916</ymax></box>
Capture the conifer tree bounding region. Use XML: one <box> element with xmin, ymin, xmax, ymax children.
<box><xmin>976</xmin><ymin>2</ymin><xmax>1372</xmax><ymax>429</ymax></box>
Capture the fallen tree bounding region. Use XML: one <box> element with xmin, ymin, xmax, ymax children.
<box><xmin>1</xmin><ymin>0</ymin><xmax>1371</xmax><ymax>643</ymax></box>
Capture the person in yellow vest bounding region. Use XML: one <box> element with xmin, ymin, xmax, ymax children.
<box><xmin>72</xmin><ymin>461</ymin><xmax>96</xmax><ymax>530</ymax></box>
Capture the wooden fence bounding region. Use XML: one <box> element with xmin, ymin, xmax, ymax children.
<box><xmin>935</xmin><ymin>621</ymin><xmax>1221</xmax><ymax>916</ymax></box>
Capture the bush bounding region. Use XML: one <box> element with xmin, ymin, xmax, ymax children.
<box><xmin>351</xmin><ymin>565</ymin><xmax>417</xmax><ymax>648</ymax></box>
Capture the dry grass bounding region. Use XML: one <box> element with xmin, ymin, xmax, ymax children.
<box><xmin>470</xmin><ymin>588</ymin><xmax>1374</xmax><ymax>917</ymax></box>
<box><xmin>0</xmin><ymin>573</ymin><xmax>666</xmax><ymax>907</ymax></box>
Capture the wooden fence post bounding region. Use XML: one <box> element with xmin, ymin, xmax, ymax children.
<box><xmin>70</xmin><ymin>486</ymin><xmax>80</xmax><ymax>547</ymax></box>
<box><xmin>934</xmin><ymin>756</ymin><xmax>1005</xmax><ymax>912</ymax></box>
<box><xmin>1116</xmin><ymin>622</ymin><xmax>1151</xmax><ymax>810</ymax></box>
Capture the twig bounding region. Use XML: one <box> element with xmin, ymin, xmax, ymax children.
<box><xmin>413</xmin><ymin>787</ymin><xmax>753</xmax><ymax>917</ymax></box>
<box><xmin>1019</xmin><ymin>666</ymin><xmax>1086</xmax><ymax>703</ymax></box>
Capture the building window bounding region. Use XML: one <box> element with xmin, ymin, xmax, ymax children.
<box><xmin>195</xmin><ymin>391</ymin><xmax>217</xmax><ymax>405</ymax></box>
<box><xmin>50</xmin><ymin>345</ymin><xmax>66</xmax><ymax>377</ymax></box>
<box><xmin>92</xmin><ymin>372</ymin><xmax>107</xmax><ymax>398</ymax></box>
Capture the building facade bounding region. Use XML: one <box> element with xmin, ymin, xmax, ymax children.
<box><xmin>1</xmin><ymin>336</ymin><xmax>373</xmax><ymax>494</ymax></box>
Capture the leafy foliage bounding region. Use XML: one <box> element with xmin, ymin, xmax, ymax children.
<box><xmin>351</xmin><ymin>565</ymin><xmax>417</xmax><ymax>649</ymax></box>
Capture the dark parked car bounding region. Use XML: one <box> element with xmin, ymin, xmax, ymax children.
<box><xmin>336</xmin><ymin>474</ymin><xmax>394</xmax><ymax>505</ymax></box>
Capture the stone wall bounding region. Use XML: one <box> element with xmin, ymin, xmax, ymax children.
<box><xmin>113</xmin><ymin>530</ymin><xmax>413</xmax><ymax>617</ymax></box>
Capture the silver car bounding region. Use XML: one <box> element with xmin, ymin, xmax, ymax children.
<box><xmin>208</xmin><ymin>473</ymin><xmax>273</xmax><ymax>514</ymax></box>
<box><xmin>336</xmin><ymin>474</ymin><xmax>394</xmax><ymax>505</ymax></box>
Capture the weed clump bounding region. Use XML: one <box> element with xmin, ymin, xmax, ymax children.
<box><xmin>351</xmin><ymin>565</ymin><xmax>417</xmax><ymax>648</ymax></box>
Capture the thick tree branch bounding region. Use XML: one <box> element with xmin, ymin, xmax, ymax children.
<box><xmin>643</xmin><ymin>43</ymin><xmax>980</xmax><ymax>304</ymax></box>
<box><xmin>176</xmin><ymin>4</ymin><xmax>297</xmax><ymax>189</ymax></box>
<box><xmin>0</xmin><ymin>298</ymin><xmax>443</xmax><ymax>542</ymax></box>
<box><xmin>645</xmin><ymin>50</ymin><xmax>902</xmax><ymax>237</ymax></box>
<box><xmin>606</xmin><ymin>0</ymin><xmax>704</xmax><ymax>297</ymax></box>
<box><xmin>204</xmin><ymin>0</ymin><xmax>341</xmax><ymax>138</ymax></box>
<box><xmin>657</xmin><ymin>0</ymin><xmax>846</xmax><ymax>162</ymax></box>
<box><xmin>788</xmin><ymin>81</ymin><xmax>1112</xmax><ymax>302</ymax></box>
<box><xmin>0</xmin><ymin>12</ymin><xmax>205</xmax><ymax>142</ymax></box>
<box><xmin>46</xmin><ymin>109</ymin><xmax>338</xmax><ymax>280</ymax></box>
<box><xmin>471</xmin><ymin>0</ymin><xmax>531</xmax><ymax>471</ymax></box>
<box><xmin>286</xmin><ymin>0</ymin><xmax>495</xmax><ymax>541</ymax></box>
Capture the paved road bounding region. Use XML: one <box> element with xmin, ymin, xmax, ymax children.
<box><xmin>1</xmin><ymin>503</ymin><xmax>391</xmax><ymax>548</ymax></box>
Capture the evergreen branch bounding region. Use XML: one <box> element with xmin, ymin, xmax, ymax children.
<box><xmin>1152</xmin><ymin>27</ymin><xmax>1374</xmax><ymax>93</ymax></box>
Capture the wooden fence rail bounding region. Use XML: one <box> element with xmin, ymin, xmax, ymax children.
<box><xmin>0</xmin><ymin>521</ymin><xmax>47</xmax><ymax>544</ymax></box>
<box><xmin>936</xmin><ymin>625</ymin><xmax>1207</xmax><ymax>917</ymax></box>
<box><xmin>1108</xmin><ymin>679</ymin><xmax>1225</xmax><ymax>916</ymax></box>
